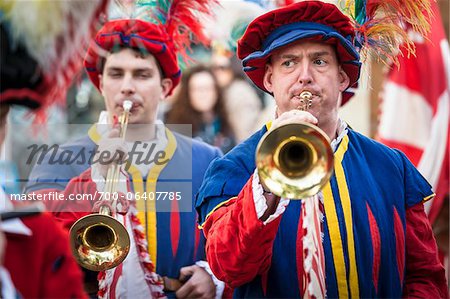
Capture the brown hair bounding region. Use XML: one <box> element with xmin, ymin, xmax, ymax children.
<box><xmin>166</xmin><ymin>65</ymin><xmax>232</xmax><ymax>136</ymax></box>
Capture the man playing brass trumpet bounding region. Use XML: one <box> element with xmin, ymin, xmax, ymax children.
<box><xmin>196</xmin><ymin>1</ymin><xmax>448</xmax><ymax>298</ymax></box>
<box><xmin>25</xmin><ymin>11</ymin><xmax>223</xmax><ymax>299</ymax></box>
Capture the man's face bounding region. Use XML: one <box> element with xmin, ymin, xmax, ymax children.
<box><xmin>189</xmin><ymin>71</ymin><xmax>218</xmax><ymax>113</ymax></box>
<box><xmin>99</xmin><ymin>48</ymin><xmax>172</xmax><ymax>124</ymax></box>
<box><xmin>263</xmin><ymin>41</ymin><xmax>350</xmax><ymax>127</ymax></box>
<box><xmin>211</xmin><ymin>54</ymin><xmax>233</xmax><ymax>88</ymax></box>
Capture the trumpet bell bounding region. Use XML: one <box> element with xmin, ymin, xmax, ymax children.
<box><xmin>69</xmin><ymin>214</ymin><xmax>130</xmax><ymax>271</ymax></box>
<box><xmin>256</xmin><ymin>122</ymin><xmax>334</xmax><ymax>199</ymax></box>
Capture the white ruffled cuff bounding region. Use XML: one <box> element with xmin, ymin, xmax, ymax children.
<box><xmin>252</xmin><ymin>170</ymin><xmax>290</xmax><ymax>225</ymax></box>
<box><xmin>195</xmin><ymin>260</ymin><xmax>225</xmax><ymax>299</ymax></box>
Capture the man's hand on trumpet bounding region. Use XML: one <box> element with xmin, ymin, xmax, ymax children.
<box><xmin>94</xmin><ymin>126</ymin><xmax>129</xmax><ymax>179</ymax></box>
<box><xmin>271</xmin><ymin>109</ymin><xmax>318</xmax><ymax>132</ymax></box>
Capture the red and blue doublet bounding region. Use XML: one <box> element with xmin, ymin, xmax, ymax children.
<box><xmin>197</xmin><ymin>125</ymin><xmax>447</xmax><ymax>298</ymax></box>
<box><xmin>25</xmin><ymin>125</ymin><xmax>222</xmax><ymax>296</ymax></box>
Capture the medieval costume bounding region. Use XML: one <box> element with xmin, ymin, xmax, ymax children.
<box><xmin>196</xmin><ymin>1</ymin><xmax>448</xmax><ymax>298</ymax></box>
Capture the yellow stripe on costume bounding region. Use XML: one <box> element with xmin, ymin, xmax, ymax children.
<box><xmin>333</xmin><ymin>135</ymin><xmax>360</xmax><ymax>299</ymax></box>
<box><xmin>143</xmin><ymin>128</ymin><xmax>177</xmax><ymax>267</ymax></box>
<box><xmin>423</xmin><ymin>193</ymin><xmax>435</xmax><ymax>202</ymax></box>
<box><xmin>88</xmin><ymin>124</ymin><xmax>102</xmax><ymax>143</ymax></box>
<box><xmin>322</xmin><ymin>182</ymin><xmax>348</xmax><ymax>298</ymax></box>
<box><xmin>129</xmin><ymin>165</ymin><xmax>157</xmax><ymax>264</ymax></box>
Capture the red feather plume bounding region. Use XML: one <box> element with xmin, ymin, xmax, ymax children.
<box><xmin>134</xmin><ymin>0</ymin><xmax>219</xmax><ymax>65</ymax></box>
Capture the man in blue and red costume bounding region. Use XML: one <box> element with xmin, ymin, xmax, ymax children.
<box><xmin>196</xmin><ymin>1</ymin><xmax>449</xmax><ymax>298</ymax></box>
<box><xmin>24</xmin><ymin>16</ymin><xmax>224</xmax><ymax>299</ymax></box>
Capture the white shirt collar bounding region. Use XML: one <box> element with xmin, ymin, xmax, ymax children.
<box><xmin>330</xmin><ymin>118</ymin><xmax>348</xmax><ymax>152</ymax></box>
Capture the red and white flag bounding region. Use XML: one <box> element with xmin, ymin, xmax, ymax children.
<box><xmin>377</xmin><ymin>2</ymin><xmax>449</xmax><ymax>225</ymax></box>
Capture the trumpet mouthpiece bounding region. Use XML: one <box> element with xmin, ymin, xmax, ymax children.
<box><xmin>297</xmin><ymin>91</ymin><xmax>313</xmax><ymax>111</ymax></box>
<box><xmin>123</xmin><ymin>100</ymin><xmax>132</xmax><ymax>112</ymax></box>
<box><xmin>300</xmin><ymin>91</ymin><xmax>312</xmax><ymax>100</ymax></box>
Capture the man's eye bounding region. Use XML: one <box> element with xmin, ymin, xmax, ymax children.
<box><xmin>282</xmin><ymin>60</ymin><xmax>295</xmax><ymax>67</ymax></box>
<box><xmin>108</xmin><ymin>72</ymin><xmax>122</xmax><ymax>78</ymax></box>
<box><xmin>136</xmin><ymin>72</ymin><xmax>151</xmax><ymax>79</ymax></box>
<box><xmin>314</xmin><ymin>59</ymin><xmax>326</xmax><ymax>66</ymax></box>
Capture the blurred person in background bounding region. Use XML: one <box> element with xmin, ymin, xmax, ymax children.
<box><xmin>206</xmin><ymin>0</ymin><xmax>268</xmax><ymax>143</ymax></box>
<box><xmin>211</xmin><ymin>52</ymin><xmax>262</xmax><ymax>143</ymax></box>
<box><xmin>166</xmin><ymin>65</ymin><xmax>235</xmax><ymax>153</ymax></box>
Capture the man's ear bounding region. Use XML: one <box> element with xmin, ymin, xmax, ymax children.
<box><xmin>160</xmin><ymin>78</ymin><xmax>173</xmax><ymax>99</ymax></box>
<box><xmin>98</xmin><ymin>74</ymin><xmax>104</xmax><ymax>94</ymax></box>
<box><xmin>263</xmin><ymin>64</ymin><xmax>274</xmax><ymax>93</ymax></box>
<box><xmin>338</xmin><ymin>67</ymin><xmax>350</xmax><ymax>92</ymax></box>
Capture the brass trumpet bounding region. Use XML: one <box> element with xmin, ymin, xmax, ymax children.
<box><xmin>256</xmin><ymin>92</ymin><xmax>334</xmax><ymax>199</ymax></box>
<box><xmin>69</xmin><ymin>101</ymin><xmax>132</xmax><ymax>271</ymax></box>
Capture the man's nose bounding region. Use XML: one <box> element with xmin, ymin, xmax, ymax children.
<box><xmin>120</xmin><ymin>74</ymin><xmax>135</xmax><ymax>96</ymax></box>
<box><xmin>297</xmin><ymin>63</ymin><xmax>313</xmax><ymax>85</ymax></box>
